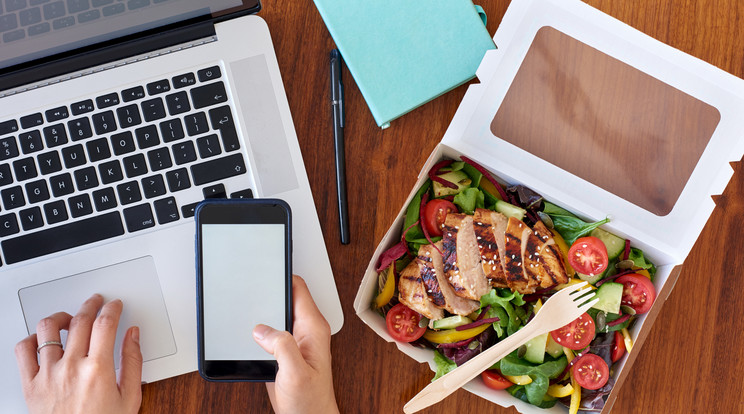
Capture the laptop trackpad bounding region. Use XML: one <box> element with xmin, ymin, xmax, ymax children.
<box><xmin>18</xmin><ymin>256</ymin><xmax>177</xmax><ymax>369</ymax></box>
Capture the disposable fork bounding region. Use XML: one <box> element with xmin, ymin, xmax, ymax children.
<box><xmin>403</xmin><ymin>282</ymin><xmax>598</xmax><ymax>414</ymax></box>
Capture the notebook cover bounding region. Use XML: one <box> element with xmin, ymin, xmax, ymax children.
<box><xmin>313</xmin><ymin>0</ymin><xmax>495</xmax><ymax>128</ymax></box>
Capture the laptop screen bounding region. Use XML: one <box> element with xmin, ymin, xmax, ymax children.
<box><xmin>0</xmin><ymin>0</ymin><xmax>260</xmax><ymax>88</ymax></box>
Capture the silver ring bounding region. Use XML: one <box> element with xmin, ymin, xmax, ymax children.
<box><xmin>36</xmin><ymin>341</ymin><xmax>64</xmax><ymax>353</ymax></box>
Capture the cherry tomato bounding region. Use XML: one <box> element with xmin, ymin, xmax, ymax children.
<box><xmin>550</xmin><ymin>312</ymin><xmax>595</xmax><ymax>350</ymax></box>
<box><xmin>611</xmin><ymin>331</ymin><xmax>626</xmax><ymax>363</ymax></box>
<box><xmin>567</xmin><ymin>236</ymin><xmax>608</xmax><ymax>276</ymax></box>
<box><xmin>422</xmin><ymin>199</ymin><xmax>458</xmax><ymax>237</ymax></box>
<box><xmin>481</xmin><ymin>370</ymin><xmax>514</xmax><ymax>390</ymax></box>
<box><xmin>385</xmin><ymin>304</ymin><xmax>426</xmax><ymax>342</ymax></box>
<box><xmin>571</xmin><ymin>353</ymin><xmax>609</xmax><ymax>390</ymax></box>
<box><xmin>616</xmin><ymin>273</ymin><xmax>656</xmax><ymax>314</ymax></box>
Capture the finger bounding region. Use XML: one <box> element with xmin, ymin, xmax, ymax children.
<box><xmin>15</xmin><ymin>334</ymin><xmax>40</xmax><ymax>384</ymax></box>
<box><xmin>290</xmin><ymin>275</ymin><xmax>332</xmax><ymax>351</ymax></box>
<box><xmin>118</xmin><ymin>326</ymin><xmax>143</xmax><ymax>410</ymax></box>
<box><xmin>35</xmin><ymin>311</ymin><xmax>73</xmax><ymax>366</ymax></box>
<box><xmin>88</xmin><ymin>299</ymin><xmax>123</xmax><ymax>365</ymax></box>
<box><xmin>66</xmin><ymin>294</ymin><xmax>104</xmax><ymax>357</ymax></box>
<box><xmin>252</xmin><ymin>324</ymin><xmax>307</xmax><ymax>370</ymax></box>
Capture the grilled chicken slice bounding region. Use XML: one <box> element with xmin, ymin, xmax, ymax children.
<box><xmin>441</xmin><ymin>214</ymin><xmax>491</xmax><ymax>301</ymax></box>
<box><xmin>531</xmin><ymin>221</ymin><xmax>569</xmax><ymax>287</ymax></box>
<box><xmin>418</xmin><ymin>242</ymin><xmax>480</xmax><ymax>316</ymax></box>
<box><xmin>398</xmin><ymin>260</ymin><xmax>444</xmax><ymax>320</ymax></box>
<box><xmin>521</xmin><ymin>223</ymin><xmax>549</xmax><ymax>290</ymax></box>
<box><xmin>503</xmin><ymin>217</ymin><xmax>538</xmax><ymax>294</ymax></box>
<box><xmin>473</xmin><ymin>209</ymin><xmax>508</xmax><ymax>288</ymax></box>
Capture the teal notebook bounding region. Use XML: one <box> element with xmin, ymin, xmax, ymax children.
<box><xmin>313</xmin><ymin>0</ymin><xmax>496</xmax><ymax>128</ymax></box>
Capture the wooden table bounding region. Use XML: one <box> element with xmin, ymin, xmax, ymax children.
<box><xmin>141</xmin><ymin>1</ymin><xmax>744</xmax><ymax>412</ymax></box>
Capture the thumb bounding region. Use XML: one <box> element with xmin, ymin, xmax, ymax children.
<box><xmin>119</xmin><ymin>326</ymin><xmax>143</xmax><ymax>409</ymax></box>
<box><xmin>253</xmin><ymin>324</ymin><xmax>306</xmax><ymax>369</ymax></box>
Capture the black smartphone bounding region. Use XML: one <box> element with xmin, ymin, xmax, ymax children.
<box><xmin>195</xmin><ymin>198</ymin><xmax>292</xmax><ymax>382</ymax></box>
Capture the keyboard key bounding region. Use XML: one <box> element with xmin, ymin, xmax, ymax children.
<box><xmin>0</xmin><ymin>137</ymin><xmax>19</xmax><ymax>160</ymax></box>
<box><xmin>134</xmin><ymin>125</ymin><xmax>159</xmax><ymax>149</ymax></box>
<box><xmin>6</xmin><ymin>0</ymin><xmax>27</xmax><ymax>13</ymax></box>
<box><xmin>0</xmin><ymin>213</ymin><xmax>20</xmax><ymax>237</ymax></box>
<box><xmin>202</xmin><ymin>183</ymin><xmax>226</xmax><ymax>199</ymax></box>
<box><xmin>0</xmin><ymin>14</ymin><xmax>19</xmax><ymax>33</ymax></box>
<box><xmin>171</xmin><ymin>141</ymin><xmax>196</xmax><ymax>165</ymax></box>
<box><xmin>20</xmin><ymin>113</ymin><xmax>43</xmax><ymax>129</ymax></box>
<box><xmin>116</xmin><ymin>181</ymin><xmax>141</xmax><ymax>205</ymax></box>
<box><xmin>12</xmin><ymin>158</ymin><xmax>37</xmax><ymax>181</ymax></box>
<box><xmin>37</xmin><ymin>151</ymin><xmax>62</xmax><ymax>174</ymax></box>
<box><xmin>181</xmin><ymin>201</ymin><xmax>198</xmax><ymax>218</ymax></box>
<box><xmin>70</xmin><ymin>99</ymin><xmax>94</xmax><ymax>115</ymax></box>
<box><xmin>116</xmin><ymin>104</ymin><xmax>141</xmax><ymax>128</ymax></box>
<box><xmin>1</xmin><ymin>186</ymin><xmax>25</xmax><ymax>209</ymax></box>
<box><xmin>61</xmin><ymin>144</ymin><xmax>86</xmax><ymax>168</ymax></box>
<box><xmin>101</xmin><ymin>2</ymin><xmax>124</xmax><ymax>15</ymax></box>
<box><xmin>197</xmin><ymin>66</ymin><xmax>221</xmax><ymax>82</ymax></box>
<box><xmin>196</xmin><ymin>134</ymin><xmax>221</xmax><ymax>159</ymax></box>
<box><xmin>184</xmin><ymin>112</ymin><xmax>209</xmax><ymax>136</ymax></box>
<box><xmin>3</xmin><ymin>29</ymin><xmax>24</xmax><ymax>42</ymax></box>
<box><xmin>0</xmin><ymin>119</ymin><xmax>19</xmax><ymax>136</ymax></box>
<box><xmin>172</xmin><ymin>73</ymin><xmax>196</xmax><ymax>89</ymax></box>
<box><xmin>122</xmin><ymin>153</ymin><xmax>147</xmax><ymax>178</ymax></box>
<box><xmin>165</xmin><ymin>91</ymin><xmax>190</xmax><ymax>116</ymax></box>
<box><xmin>67</xmin><ymin>0</ymin><xmax>90</xmax><ymax>13</ymax></box>
<box><xmin>45</xmin><ymin>106</ymin><xmax>69</xmax><ymax>122</ymax></box>
<box><xmin>18</xmin><ymin>130</ymin><xmax>43</xmax><ymax>154</ymax></box>
<box><xmin>0</xmin><ymin>164</ymin><xmax>12</xmax><ymax>186</ymax></box>
<box><xmin>159</xmin><ymin>118</ymin><xmax>184</xmax><ymax>142</ymax></box>
<box><xmin>49</xmin><ymin>172</ymin><xmax>74</xmax><ymax>197</ymax></box>
<box><xmin>77</xmin><ymin>9</ymin><xmax>100</xmax><ymax>23</ymax></box>
<box><xmin>98</xmin><ymin>159</ymin><xmax>123</xmax><ymax>184</ymax></box>
<box><xmin>123</xmin><ymin>203</ymin><xmax>154</xmax><ymax>232</ymax></box>
<box><xmin>44</xmin><ymin>199</ymin><xmax>68</xmax><ymax>224</ymax></box>
<box><xmin>25</xmin><ymin>179</ymin><xmax>50</xmax><ymax>203</ymax></box>
<box><xmin>191</xmin><ymin>153</ymin><xmax>247</xmax><ymax>186</ymax></box>
<box><xmin>141</xmin><ymin>174</ymin><xmax>165</xmax><ymax>199</ymax></box>
<box><xmin>191</xmin><ymin>81</ymin><xmax>227</xmax><ymax>109</ymax></box>
<box><xmin>68</xmin><ymin>117</ymin><xmax>93</xmax><ymax>141</ymax></box>
<box><xmin>110</xmin><ymin>131</ymin><xmax>135</xmax><ymax>155</ymax></box>
<box><xmin>121</xmin><ymin>86</ymin><xmax>145</xmax><ymax>102</ymax></box>
<box><xmin>19</xmin><ymin>206</ymin><xmax>44</xmax><ymax>231</ymax></box>
<box><xmin>85</xmin><ymin>137</ymin><xmax>111</xmax><ymax>162</ymax></box>
<box><xmin>52</xmin><ymin>16</ymin><xmax>75</xmax><ymax>29</ymax></box>
<box><xmin>91</xmin><ymin>0</ymin><xmax>113</xmax><ymax>6</ymax></box>
<box><xmin>146</xmin><ymin>147</ymin><xmax>171</xmax><ymax>171</ymax></box>
<box><xmin>92</xmin><ymin>110</ymin><xmax>117</xmax><ymax>134</ymax></box>
<box><xmin>20</xmin><ymin>7</ymin><xmax>43</xmax><ymax>26</ymax></box>
<box><xmin>96</xmin><ymin>92</ymin><xmax>119</xmax><ymax>109</ymax></box>
<box><xmin>28</xmin><ymin>22</ymin><xmax>50</xmax><ymax>36</ymax></box>
<box><xmin>43</xmin><ymin>1</ymin><xmax>65</xmax><ymax>20</ymax></box>
<box><xmin>92</xmin><ymin>187</ymin><xmax>117</xmax><ymax>211</ymax></box>
<box><xmin>146</xmin><ymin>79</ymin><xmax>170</xmax><ymax>96</ymax></box>
<box><xmin>68</xmin><ymin>193</ymin><xmax>93</xmax><ymax>217</ymax></box>
<box><xmin>127</xmin><ymin>0</ymin><xmax>150</xmax><ymax>10</ymax></box>
<box><xmin>73</xmin><ymin>166</ymin><xmax>98</xmax><ymax>190</ymax></box>
<box><xmin>1</xmin><ymin>211</ymin><xmax>124</xmax><ymax>264</ymax></box>
<box><xmin>43</xmin><ymin>124</ymin><xmax>68</xmax><ymax>147</ymax></box>
<box><xmin>154</xmin><ymin>196</ymin><xmax>179</xmax><ymax>224</ymax></box>
<box><xmin>165</xmin><ymin>167</ymin><xmax>189</xmax><ymax>192</ymax></box>
<box><xmin>141</xmin><ymin>98</ymin><xmax>165</xmax><ymax>122</ymax></box>
<box><xmin>230</xmin><ymin>188</ymin><xmax>254</xmax><ymax>199</ymax></box>
<box><xmin>208</xmin><ymin>105</ymin><xmax>234</xmax><ymax>130</ymax></box>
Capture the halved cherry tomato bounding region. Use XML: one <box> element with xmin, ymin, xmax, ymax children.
<box><xmin>567</xmin><ymin>236</ymin><xmax>608</xmax><ymax>276</ymax></box>
<box><xmin>423</xmin><ymin>199</ymin><xmax>458</xmax><ymax>237</ymax></box>
<box><xmin>611</xmin><ymin>331</ymin><xmax>626</xmax><ymax>363</ymax></box>
<box><xmin>616</xmin><ymin>273</ymin><xmax>656</xmax><ymax>314</ymax></box>
<box><xmin>385</xmin><ymin>304</ymin><xmax>426</xmax><ymax>342</ymax></box>
<box><xmin>571</xmin><ymin>353</ymin><xmax>609</xmax><ymax>390</ymax></box>
<box><xmin>481</xmin><ymin>370</ymin><xmax>514</xmax><ymax>390</ymax></box>
<box><xmin>550</xmin><ymin>312</ymin><xmax>595</xmax><ymax>350</ymax></box>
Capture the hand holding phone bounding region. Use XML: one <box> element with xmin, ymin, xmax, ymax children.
<box><xmin>196</xmin><ymin>199</ymin><xmax>292</xmax><ymax>381</ymax></box>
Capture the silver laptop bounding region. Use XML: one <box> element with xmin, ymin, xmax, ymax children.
<box><xmin>0</xmin><ymin>1</ymin><xmax>344</xmax><ymax>411</ymax></box>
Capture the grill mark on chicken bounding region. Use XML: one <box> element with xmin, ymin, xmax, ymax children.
<box><xmin>503</xmin><ymin>221</ymin><xmax>527</xmax><ymax>287</ymax></box>
<box><xmin>418</xmin><ymin>254</ymin><xmax>446</xmax><ymax>307</ymax></box>
<box><xmin>473</xmin><ymin>209</ymin><xmax>509</xmax><ymax>288</ymax></box>
<box><xmin>421</xmin><ymin>242</ymin><xmax>480</xmax><ymax>316</ymax></box>
<box><xmin>398</xmin><ymin>260</ymin><xmax>444</xmax><ymax>320</ymax></box>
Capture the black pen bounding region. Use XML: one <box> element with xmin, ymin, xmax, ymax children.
<box><xmin>330</xmin><ymin>49</ymin><xmax>350</xmax><ymax>244</ymax></box>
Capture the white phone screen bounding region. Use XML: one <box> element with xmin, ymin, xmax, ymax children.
<box><xmin>202</xmin><ymin>223</ymin><xmax>286</xmax><ymax>361</ymax></box>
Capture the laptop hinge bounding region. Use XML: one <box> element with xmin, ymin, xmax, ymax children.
<box><xmin>0</xmin><ymin>19</ymin><xmax>216</xmax><ymax>97</ymax></box>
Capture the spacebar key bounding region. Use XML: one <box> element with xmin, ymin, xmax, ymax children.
<box><xmin>2</xmin><ymin>212</ymin><xmax>125</xmax><ymax>265</ymax></box>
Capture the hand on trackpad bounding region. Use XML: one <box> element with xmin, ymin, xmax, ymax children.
<box><xmin>18</xmin><ymin>256</ymin><xmax>176</xmax><ymax>369</ymax></box>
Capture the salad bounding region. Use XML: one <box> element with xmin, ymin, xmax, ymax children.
<box><xmin>372</xmin><ymin>156</ymin><xmax>657</xmax><ymax>413</ymax></box>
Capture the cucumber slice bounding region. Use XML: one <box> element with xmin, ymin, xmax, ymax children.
<box><xmin>545</xmin><ymin>334</ymin><xmax>564</xmax><ymax>358</ymax></box>
<box><xmin>431</xmin><ymin>315</ymin><xmax>472</xmax><ymax>330</ymax></box>
<box><xmin>591</xmin><ymin>282</ymin><xmax>623</xmax><ymax>314</ymax></box>
<box><xmin>577</xmin><ymin>272</ymin><xmax>603</xmax><ymax>284</ymax></box>
<box><xmin>494</xmin><ymin>200</ymin><xmax>526</xmax><ymax>221</ymax></box>
<box><xmin>432</xmin><ymin>170</ymin><xmax>471</xmax><ymax>197</ymax></box>
<box><xmin>591</xmin><ymin>227</ymin><xmax>625</xmax><ymax>260</ymax></box>
<box><xmin>523</xmin><ymin>333</ymin><xmax>549</xmax><ymax>364</ymax></box>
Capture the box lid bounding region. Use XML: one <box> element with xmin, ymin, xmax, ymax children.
<box><xmin>442</xmin><ymin>0</ymin><xmax>744</xmax><ymax>262</ymax></box>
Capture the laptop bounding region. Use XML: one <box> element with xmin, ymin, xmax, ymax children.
<box><xmin>0</xmin><ymin>0</ymin><xmax>344</xmax><ymax>410</ymax></box>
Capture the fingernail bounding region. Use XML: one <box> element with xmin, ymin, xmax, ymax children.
<box><xmin>252</xmin><ymin>324</ymin><xmax>269</xmax><ymax>341</ymax></box>
<box><xmin>132</xmin><ymin>326</ymin><xmax>140</xmax><ymax>344</ymax></box>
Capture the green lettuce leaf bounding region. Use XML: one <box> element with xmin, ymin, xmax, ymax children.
<box><xmin>431</xmin><ymin>350</ymin><xmax>457</xmax><ymax>381</ymax></box>
<box><xmin>453</xmin><ymin>187</ymin><xmax>485</xmax><ymax>215</ymax></box>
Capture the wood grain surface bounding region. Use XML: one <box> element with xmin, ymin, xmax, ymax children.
<box><xmin>140</xmin><ymin>1</ymin><xmax>744</xmax><ymax>413</ymax></box>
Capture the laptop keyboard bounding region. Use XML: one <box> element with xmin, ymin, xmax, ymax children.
<box><xmin>0</xmin><ymin>64</ymin><xmax>254</xmax><ymax>265</ymax></box>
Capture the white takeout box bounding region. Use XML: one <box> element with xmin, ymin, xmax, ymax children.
<box><xmin>354</xmin><ymin>0</ymin><xmax>744</xmax><ymax>412</ymax></box>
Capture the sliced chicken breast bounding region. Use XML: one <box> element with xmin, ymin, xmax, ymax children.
<box><xmin>419</xmin><ymin>242</ymin><xmax>480</xmax><ymax>316</ymax></box>
<box><xmin>441</xmin><ymin>214</ymin><xmax>491</xmax><ymax>301</ymax></box>
<box><xmin>473</xmin><ymin>208</ymin><xmax>509</xmax><ymax>288</ymax></box>
<box><xmin>398</xmin><ymin>260</ymin><xmax>444</xmax><ymax>321</ymax></box>
<box><xmin>531</xmin><ymin>221</ymin><xmax>570</xmax><ymax>287</ymax></box>
<box><xmin>503</xmin><ymin>217</ymin><xmax>537</xmax><ymax>294</ymax></box>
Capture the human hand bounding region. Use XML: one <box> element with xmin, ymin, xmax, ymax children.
<box><xmin>15</xmin><ymin>294</ymin><xmax>143</xmax><ymax>414</ymax></box>
<box><xmin>252</xmin><ymin>275</ymin><xmax>340</xmax><ymax>414</ymax></box>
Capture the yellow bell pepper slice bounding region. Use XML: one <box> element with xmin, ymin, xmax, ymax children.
<box><xmin>635</xmin><ymin>269</ymin><xmax>651</xmax><ymax>279</ymax></box>
<box><xmin>548</xmin><ymin>383</ymin><xmax>574</xmax><ymax>398</ymax></box>
<box><xmin>423</xmin><ymin>323</ymin><xmax>490</xmax><ymax>344</ymax></box>
<box><xmin>569</xmin><ymin>375</ymin><xmax>582</xmax><ymax>414</ymax></box>
<box><xmin>373</xmin><ymin>263</ymin><xmax>396</xmax><ymax>309</ymax></box>
<box><xmin>503</xmin><ymin>374</ymin><xmax>533</xmax><ymax>385</ymax></box>
<box><xmin>549</xmin><ymin>228</ymin><xmax>576</xmax><ymax>277</ymax></box>
<box><xmin>479</xmin><ymin>178</ymin><xmax>503</xmax><ymax>201</ymax></box>
<box><xmin>621</xmin><ymin>327</ymin><xmax>633</xmax><ymax>352</ymax></box>
<box><xmin>555</xmin><ymin>277</ymin><xmax>596</xmax><ymax>291</ymax></box>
